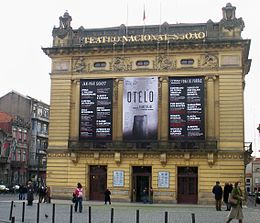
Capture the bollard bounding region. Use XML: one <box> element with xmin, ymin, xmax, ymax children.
<box><xmin>70</xmin><ymin>204</ymin><xmax>73</xmax><ymax>223</ymax></box>
<box><xmin>88</xmin><ymin>206</ymin><xmax>91</xmax><ymax>223</ymax></box>
<box><xmin>110</xmin><ymin>208</ymin><xmax>114</xmax><ymax>223</ymax></box>
<box><xmin>164</xmin><ymin>211</ymin><xmax>168</xmax><ymax>223</ymax></box>
<box><xmin>36</xmin><ymin>203</ymin><xmax>40</xmax><ymax>223</ymax></box>
<box><xmin>22</xmin><ymin>202</ymin><xmax>25</xmax><ymax>222</ymax></box>
<box><xmin>11</xmin><ymin>216</ymin><xmax>15</xmax><ymax>223</ymax></box>
<box><xmin>9</xmin><ymin>201</ymin><xmax>14</xmax><ymax>221</ymax></box>
<box><xmin>191</xmin><ymin>213</ymin><xmax>195</xmax><ymax>223</ymax></box>
<box><xmin>52</xmin><ymin>203</ymin><xmax>55</xmax><ymax>223</ymax></box>
<box><xmin>136</xmin><ymin>210</ymin><xmax>139</xmax><ymax>223</ymax></box>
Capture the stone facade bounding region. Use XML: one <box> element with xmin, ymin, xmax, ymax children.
<box><xmin>42</xmin><ymin>3</ymin><xmax>252</xmax><ymax>204</ymax></box>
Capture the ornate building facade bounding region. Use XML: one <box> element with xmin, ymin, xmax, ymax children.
<box><xmin>43</xmin><ymin>3</ymin><xmax>252</xmax><ymax>204</ymax></box>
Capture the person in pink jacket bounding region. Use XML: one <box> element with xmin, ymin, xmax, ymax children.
<box><xmin>73</xmin><ymin>182</ymin><xmax>83</xmax><ymax>213</ymax></box>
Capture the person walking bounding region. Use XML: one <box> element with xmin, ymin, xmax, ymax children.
<box><xmin>212</xmin><ymin>181</ymin><xmax>223</xmax><ymax>211</ymax></box>
<box><xmin>226</xmin><ymin>181</ymin><xmax>244</xmax><ymax>223</ymax></box>
<box><xmin>38</xmin><ymin>185</ymin><xmax>46</xmax><ymax>203</ymax></box>
<box><xmin>104</xmin><ymin>188</ymin><xmax>111</xmax><ymax>205</ymax></box>
<box><xmin>73</xmin><ymin>183</ymin><xmax>83</xmax><ymax>213</ymax></box>
<box><xmin>224</xmin><ymin>183</ymin><xmax>233</xmax><ymax>211</ymax></box>
<box><xmin>26</xmin><ymin>180</ymin><xmax>34</xmax><ymax>206</ymax></box>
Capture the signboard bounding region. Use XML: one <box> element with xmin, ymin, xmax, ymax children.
<box><xmin>84</xmin><ymin>32</ymin><xmax>206</xmax><ymax>45</ymax></box>
<box><xmin>79</xmin><ymin>79</ymin><xmax>113</xmax><ymax>140</ymax></box>
<box><xmin>169</xmin><ymin>77</ymin><xmax>204</xmax><ymax>140</ymax></box>
<box><xmin>123</xmin><ymin>77</ymin><xmax>158</xmax><ymax>140</ymax></box>
<box><xmin>113</xmin><ymin>171</ymin><xmax>124</xmax><ymax>187</ymax></box>
<box><xmin>158</xmin><ymin>172</ymin><xmax>170</xmax><ymax>188</ymax></box>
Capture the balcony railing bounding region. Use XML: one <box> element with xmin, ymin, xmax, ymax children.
<box><xmin>68</xmin><ymin>139</ymin><xmax>218</xmax><ymax>152</ymax></box>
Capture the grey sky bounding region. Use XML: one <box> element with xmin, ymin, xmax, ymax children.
<box><xmin>0</xmin><ymin>0</ymin><xmax>258</xmax><ymax>155</ymax></box>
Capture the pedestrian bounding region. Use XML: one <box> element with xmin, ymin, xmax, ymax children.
<box><xmin>149</xmin><ymin>187</ymin><xmax>154</xmax><ymax>204</ymax></box>
<box><xmin>226</xmin><ymin>181</ymin><xmax>244</xmax><ymax>223</ymax></box>
<box><xmin>104</xmin><ymin>188</ymin><xmax>111</xmax><ymax>205</ymax></box>
<box><xmin>38</xmin><ymin>185</ymin><xmax>46</xmax><ymax>203</ymax></box>
<box><xmin>73</xmin><ymin>183</ymin><xmax>83</xmax><ymax>213</ymax></box>
<box><xmin>44</xmin><ymin>186</ymin><xmax>51</xmax><ymax>203</ymax></box>
<box><xmin>142</xmin><ymin>187</ymin><xmax>148</xmax><ymax>204</ymax></box>
<box><xmin>212</xmin><ymin>181</ymin><xmax>223</xmax><ymax>211</ymax></box>
<box><xmin>21</xmin><ymin>185</ymin><xmax>27</xmax><ymax>200</ymax></box>
<box><xmin>224</xmin><ymin>182</ymin><xmax>233</xmax><ymax>211</ymax></box>
<box><xmin>18</xmin><ymin>184</ymin><xmax>22</xmax><ymax>200</ymax></box>
<box><xmin>26</xmin><ymin>180</ymin><xmax>34</xmax><ymax>206</ymax></box>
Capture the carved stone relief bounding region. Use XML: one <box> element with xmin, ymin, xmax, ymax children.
<box><xmin>110</xmin><ymin>57</ymin><xmax>132</xmax><ymax>71</ymax></box>
<box><xmin>73</xmin><ymin>57</ymin><xmax>86</xmax><ymax>72</ymax></box>
<box><xmin>199</xmin><ymin>54</ymin><xmax>218</xmax><ymax>69</ymax></box>
<box><xmin>155</xmin><ymin>54</ymin><xmax>175</xmax><ymax>71</ymax></box>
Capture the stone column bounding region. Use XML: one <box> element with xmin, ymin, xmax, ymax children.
<box><xmin>115</xmin><ymin>79</ymin><xmax>123</xmax><ymax>140</ymax></box>
<box><xmin>72</xmin><ymin>80</ymin><xmax>80</xmax><ymax>138</ymax></box>
<box><xmin>160</xmin><ymin>77</ymin><xmax>169</xmax><ymax>140</ymax></box>
<box><xmin>205</xmin><ymin>75</ymin><xmax>216</xmax><ymax>138</ymax></box>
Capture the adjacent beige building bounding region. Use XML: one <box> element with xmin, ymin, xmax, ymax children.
<box><xmin>43</xmin><ymin>3</ymin><xmax>252</xmax><ymax>204</ymax></box>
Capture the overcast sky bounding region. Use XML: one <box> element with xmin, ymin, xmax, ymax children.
<box><xmin>0</xmin><ymin>0</ymin><xmax>259</xmax><ymax>156</ymax></box>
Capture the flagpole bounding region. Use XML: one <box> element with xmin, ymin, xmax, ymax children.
<box><xmin>159</xmin><ymin>1</ymin><xmax>162</xmax><ymax>34</ymax></box>
<box><xmin>143</xmin><ymin>4</ymin><xmax>146</xmax><ymax>35</ymax></box>
<box><xmin>126</xmin><ymin>2</ymin><xmax>128</xmax><ymax>35</ymax></box>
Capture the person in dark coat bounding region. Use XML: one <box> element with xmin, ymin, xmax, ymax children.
<box><xmin>104</xmin><ymin>188</ymin><xmax>111</xmax><ymax>205</ymax></box>
<box><xmin>38</xmin><ymin>185</ymin><xmax>46</xmax><ymax>203</ymax></box>
<box><xmin>224</xmin><ymin>182</ymin><xmax>233</xmax><ymax>211</ymax></box>
<box><xmin>26</xmin><ymin>180</ymin><xmax>34</xmax><ymax>206</ymax></box>
<box><xmin>20</xmin><ymin>185</ymin><xmax>27</xmax><ymax>200</ymax></box>
<box><xmin>212</xmin><ymin>181</ymin><xmax>223</xmax><ymax>211</ymax></box>
<box><xmin>142</xmin><ymin>187</ymin><xmax>149</xmax><ymax>204</ymax></box>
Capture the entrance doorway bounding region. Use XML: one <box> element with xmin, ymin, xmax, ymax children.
<box><xmin>89</xmin><ymin>165</ymin><xmax>107</xmax><ymax>201</ymax></box>
<box><xmin>132</xmin><ymin>166</ymin><xmax>151</xmax><ymax>202</ymax></box>
<box><xmin>177</xmin><ymin>167</ymin><xmax>198</xmax><ymax>204</ymax></box>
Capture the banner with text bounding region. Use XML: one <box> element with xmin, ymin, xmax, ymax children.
<box><xmin>80</xmin><ymin>79</ymin><xmax>113</xmax><ymax>140</ymax></box>
<box><xmin>169</xmin><ymin>77</ymin><xmax>204</xmax><ymax>140</ymax></box>
<box><xmin>123</xmin><ymin>77</ymin><xmax>158</xmax><ymax>140</ymax></box>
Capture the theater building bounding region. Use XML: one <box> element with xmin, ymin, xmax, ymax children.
<box><xmin>42</xmin><ymin>3</ymin><xmax>252</xmax><ymax>204</ymax></box>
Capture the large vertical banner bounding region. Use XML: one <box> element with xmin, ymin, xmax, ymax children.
<box><xmin>169</xmin><ymin>77</ymin><xmax>204</xmax><ymax>140</ymax></box>
<box><xmin>123</xmin><ymin>77</ymin><xmax>158</xmax><ymax>140</ymax></box>
<box><xmin>80</xmin><ymin>79</ymin><xmax>113</xmax><ymax>140</ymax></box>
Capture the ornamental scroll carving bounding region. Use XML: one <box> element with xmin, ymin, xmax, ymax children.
<box><xmin>199</xmin><ymin>54</ymin><xmax>218</xmax><ymax>69</ymax></box>
<box><xmin>155</xmin><ymin>54</ymin><xmax>175</xmax><ymax>71</ymax></box>
<box><xmin>111</xmin><ymin>57</ymin><xmax>132</xmax><ymax>71</ymax></box>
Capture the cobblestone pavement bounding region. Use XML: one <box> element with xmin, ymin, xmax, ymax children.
<box><xmin>0</xmin><ymin>194</ymin><xmax>260</xmax><ymax>223</ymax></box>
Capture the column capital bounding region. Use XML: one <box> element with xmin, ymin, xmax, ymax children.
<box><xmin>205</xmin><ymin>75</ymin><xmax>217</xmax><ymax>81</ymax></box>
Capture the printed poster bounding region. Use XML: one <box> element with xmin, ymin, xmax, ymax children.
<box><xmin>79</xmin><ymin>79</ymin><xmax>113</xmax><ymax>140</ymax></box>
<box><xmin>123</xmin><ymin>77</ymin><xmax>158</xmax><ymax>140</ymax></box>
<box><xmin>169</xmin><ymin>77</ymin><xmax>205</xmax><ymax>140</ymax></box>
